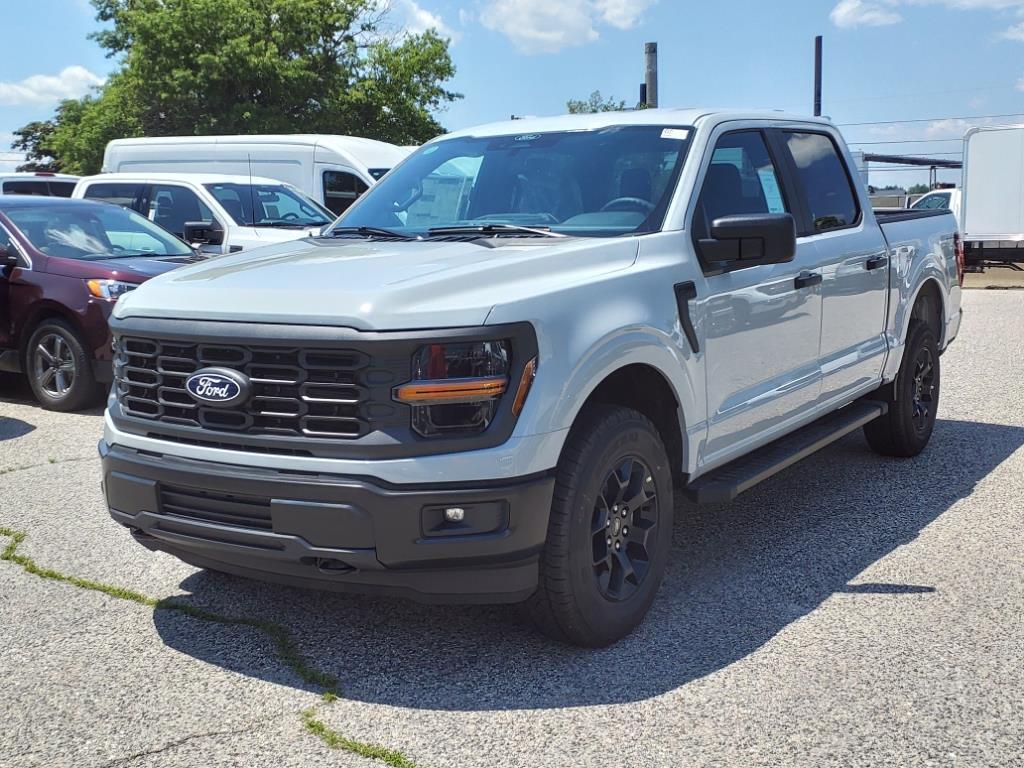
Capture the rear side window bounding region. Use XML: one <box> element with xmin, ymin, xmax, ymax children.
<box><xmin>323</xmin><ymin>171</ymin><xmax>369</xmax><ymax>215</ymax></box>
<box><xmin>782</xmin><ymin>132</ymin><xmax>859</xmax><ymax>233</ymax></box>
<box><xmin>3</xmin><ymin>180</ymin><xmax>50</xmax><ymax>196</ymax></box>
<box><xmin>83</xmin><ymin>183</ymin><xmax>145</xmax><ymax>209</ymax></box>
<box><xmin>692</xmin><ymin>131</ymin><xmax>788</xmax><ymax>241</ymax></box>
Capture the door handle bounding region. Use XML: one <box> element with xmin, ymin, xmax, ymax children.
<box><xmin>794</xmin><ymin>271</ymin><xmax>822</xmax><ymax>289</ymax></box>
<box><xmin>866</xmin><ymin>255</ymin><xmax>888</xmax><ymax>270</ymax></box>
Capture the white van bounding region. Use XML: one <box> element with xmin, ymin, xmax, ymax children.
<box><xmin>102</xmin><ymin>135</ymin><xmax>411</xmax><ymax>216</ymax></box>
<box><xmin>73</xmin><ymin>172</ymin><xmax>334</xmax><ymax>254</ymax></box>
<box><xmin>1</xmin><ymin>172</ymin><xmax>80</xmax><ymax>197</ymax></box>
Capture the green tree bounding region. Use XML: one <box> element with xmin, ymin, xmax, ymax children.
<box><xmin>11</xmin><ymin>121</ymin><xmax>61</xmax><ymax>172</ymax></box>
<box><xmin>18</xmin><ymin>0</ymin><xmax>460</xmax><ymax>174</ymax></box>
<box><xmin>907</xmin><ymin>183</ymin><xmax>930</xmax><ymax>195</ymax></box>
<box><xmin>566</xmin><ymin>91</ymin><xmax>627</xmax><ymax>114</ymax></box>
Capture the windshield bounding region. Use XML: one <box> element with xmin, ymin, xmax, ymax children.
<box><xmin>5</xmin><ymin>203</ymin><xmax>193</xmax><ymax>260</ymax></box>
<box><xmin>331</xmin><ymin>126</ymin><xmax>693</xmax><ymax>238</ymax></box>
<box><xmin>204</xmin><ymin>183</ymin><xmax>333</xmax><ymax>228</ymax></box>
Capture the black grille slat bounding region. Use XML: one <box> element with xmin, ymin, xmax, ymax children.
<box><xmin>115</xmin><ymin>337</ymin><xmax>375</xmax><ymax>440</ymax></box>
<box><xmin>159</xmin><ymin>486</ymin><xmax>273</xmax><ymax>531</ymax></box>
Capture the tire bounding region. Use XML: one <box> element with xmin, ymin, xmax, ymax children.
<box><xmin>526</xmin><ymin>404</ymin><xmax>674</xmax><ymax>647</ymax></box>
<box><xmin>864</xmin><ymin>320</ymin><xmax>940</xmax><ymax>457</ymax></box>
<box><xmin>25</xmin><ymin>319</ymin><xmax>102</xmax><ymax>412</ymax></box>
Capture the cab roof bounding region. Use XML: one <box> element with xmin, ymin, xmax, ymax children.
<box><xmin>77</xmin><ymin>171</ymin><xmax>288</xmax><ymax>186</ymax></box>
<box><xmin>440</xmin><ymin>108</ymin><xmax>833</xmax><ymax>141</ymax></box>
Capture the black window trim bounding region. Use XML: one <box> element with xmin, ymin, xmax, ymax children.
<box><xmin>771</xmin><ymin>127</ymin><xmax>863</xmax><ymax>238</ymax></box>
<box><xmin>689</xmin><ymin>127</ymin><xmax>797</xmax><ymax>275</ymax></box>
<box><xmin>0</xmin><ymin>217</ymin><xmax>33</xmax><ymax>270</ymax></box>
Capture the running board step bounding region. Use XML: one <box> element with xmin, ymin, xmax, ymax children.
<box><xmin>683</xmin><ymin>400</ymin><xmax>888</xmax><ymax>504</ymax></box>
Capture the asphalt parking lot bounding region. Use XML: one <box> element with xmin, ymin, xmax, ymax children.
<box><xmin>2</xmin><ymin>287</ymin><xmax>1023</xmax><ymax>768</ymax></box>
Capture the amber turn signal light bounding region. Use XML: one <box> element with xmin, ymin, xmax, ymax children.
<box><xmin>512</xmin><ymin>357</ymin><xmax>537</xmax><ymax>416</ymax></box>
<box><xmin>394</xmin><ymin>376</ymin><xmax>508</xmax><ymax>405</ymax></box>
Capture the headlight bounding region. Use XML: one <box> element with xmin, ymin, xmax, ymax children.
<box><xmin>394</xmin><ymin>341</ymin><xmax>511</xmax><ymax>437</ymax></box>
<box><xmin>87</xmin><ymin>279</ymin><xmax>138</xmax><ymax>301</ymax></box>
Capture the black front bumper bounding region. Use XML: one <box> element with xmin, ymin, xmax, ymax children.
<box><xmin>101</xmin><ymin>442</ymin><xmax>555</xmax><ymax>604</ymax></box>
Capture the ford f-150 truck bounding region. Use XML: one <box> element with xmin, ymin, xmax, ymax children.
<box><xmin>100</xmin><ymin>109</ymin><xmax>962</xmax><ymax>646</ymax></box>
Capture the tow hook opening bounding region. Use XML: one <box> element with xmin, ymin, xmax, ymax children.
<box><xmin>307</xmin><ymin>557</ymin><xmax>356</xmax><ymax>574</ymax></box>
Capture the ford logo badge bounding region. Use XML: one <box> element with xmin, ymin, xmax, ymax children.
<box><xmin>185</xmin><ymin>368</ymin><xmax>250</xmax><ymax>407</ymax></box>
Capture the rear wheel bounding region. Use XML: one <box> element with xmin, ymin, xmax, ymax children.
<box><xmin>25</xmin><ymin>320</ymin><xmax>102</xmax><ymax>412</ymax></box>
<box><xmin>864</xmin><ymin>320</ymin><xmax>939</xmax><ymax>457</ymax></box>
<box><xmin>527</xmin><ymin>404</ymin><xmax>674</xmax><ymax>647</ymax></box>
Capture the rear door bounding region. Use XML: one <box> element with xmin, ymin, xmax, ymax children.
<box><xmin>693</xmin><ymin>127</ymin><xmax>826</xmax><ymax>465</ymax></box>
<box><xmin>776</xmin><ymin>130</ymin><xmax>889</xmax><ymax>405</ymax></box>
<box><xmin>0</xmin><ymin>221</ymin><xmax>15</xmax><ymax>349</ymax></box>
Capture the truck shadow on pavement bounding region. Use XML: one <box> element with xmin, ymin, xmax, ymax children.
<box><xmin>153</xmin><ymin>418</ymin><xmax>1024</xmax><ymax>710</ymax></box>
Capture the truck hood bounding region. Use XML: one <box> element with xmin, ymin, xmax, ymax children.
<box><xmin>114</xmin><ymin>236</ymin><xmax>639</xmax><ymax>330</ymax></box>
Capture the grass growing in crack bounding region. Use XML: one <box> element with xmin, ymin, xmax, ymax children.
<box><xmin>0</xmin><ymin>526</ymin><xmax>423</xmax><ymax>768</ymax></box>
<box><xmin>0</xmin><ymin>525</ymin><xmax>336</xmax><ymax>692</ymax></box>
<box><xmin>302</xmin><ymin>708</ymin><xmax>419</xmax><ymax>768</ymax></box>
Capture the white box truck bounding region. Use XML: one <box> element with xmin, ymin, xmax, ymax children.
<box><xmin>102</xmin><ymin>135</ymin><xmax>412</xmax><ymax>217</ymax></box>
<box><xmin>961</xmin><ymin>125</ymin><xmax>1024</xmax><ymax>270</ymax></box>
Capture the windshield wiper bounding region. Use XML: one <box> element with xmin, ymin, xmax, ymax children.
<box><xmin>325</xmin><ymin>226</ymin><xmax>418</xmax><ymax>240</ymax></box>
<box><xmin>426</xmin><ymin>224</ymin><xmax>565</xmax><ymax>238</ymax></box>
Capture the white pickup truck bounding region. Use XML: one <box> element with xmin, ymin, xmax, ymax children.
<box><xmin>100</xmin><ymin>109</ymin><xmax>962</xmax><ymax>646</ymax></box>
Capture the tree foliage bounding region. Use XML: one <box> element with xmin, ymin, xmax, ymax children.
<box><xmin>566</xmin><ymin>91</ymin><xmax>627</xmax><ymax>114</ymax></box>
<box><xmin>907</xmin><ymin>183</ymin><xmax>931</xmax><ymax>195</ymax></box>
<box><xmin>11</xmin><ymin>121</ymin><xmax>61</xmax><ymax>172</ymax></box>
<box><xmin>12</xmin><ymin>0</ymin><xmax>459</xmax><ymax>174</ymax></box>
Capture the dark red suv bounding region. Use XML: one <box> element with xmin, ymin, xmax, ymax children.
<box><xmin>0</xmin><ymin>196</ymin><xmax>202</xmax><ymax>411</ymax></box>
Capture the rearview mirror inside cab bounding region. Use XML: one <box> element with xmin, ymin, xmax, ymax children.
<box><xmin>183</xmin><ymin>220</ymin><xmax>225</xmax><ymax>247</ymax></box>
<box><xmin>697</xmin><ymin>213</ymin><xmax>796</xmax><ymax>272</ymax></box>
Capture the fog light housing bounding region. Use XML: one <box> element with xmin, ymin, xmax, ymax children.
<box><xmin>394</xmin><ymin>341</ymin><xmax>510</xmax><ymax>437</ymax></box>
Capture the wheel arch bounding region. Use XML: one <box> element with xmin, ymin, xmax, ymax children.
<box><xmin>18</xmin><ymin>302</ymin><xmax>91</xmax><ymax>364</ymax></box>
<box><xmin>565</xmin><ymin>362</ymin><xmax>686</xmax><ymax>480</ymax></box>
<box><xmin>908</xmin><ymin>277</ymin><xmax>945</xmax><ymax>344</ymax></box>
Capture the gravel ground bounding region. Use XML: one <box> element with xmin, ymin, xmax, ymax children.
<box><xmin>1</xmin><ymin>290</ymin><xmax>1022</xmax><ymax>768</ymax></box>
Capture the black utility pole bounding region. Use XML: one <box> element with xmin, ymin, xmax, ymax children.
<box><xmin>813</xmin><ymin>35</ymin><xmax>823</xmax><ymax>117</ymax></box>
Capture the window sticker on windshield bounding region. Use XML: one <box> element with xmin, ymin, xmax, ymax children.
<box><xmin>661</xmin><ymin>128</ymin><xmax>690</xmax><ymax>141</ymax></box>
<box><xmin>757</xmin><ymin>169</ymin><xmax>786</xmax><ymax>213</ymax></box>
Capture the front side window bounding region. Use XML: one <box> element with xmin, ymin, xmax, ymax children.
<box><xmin>205</xmin><ymin>183</ymin><xmax>333</xmax><ymax>228</ymax></box>
<box><xmin>692</xmin><ymin>131</ymin><xmax>788</xmax><ymax>241</ymax></box>
<box><xmin>5</xmin><ymin>204</ymin><xmax>193</xmax><ymax>260</ymax></box>
<box><xmin>47</xmin><ymin>182</ymin><xmax>76</xmax><ymax>198</ymax></box>
<box><xmin>911</xmin><ymin>192</ymin><xmax>951</xmax><ymax>211</ymax></box>
<box><xmin>334</xmin><ymin>126</ymin><xmax>693</xmax><ymax>237</ymax></box>
<box><xmin>783</xmin><ymin>132</ymin><xmax>859</xmax><ymax>233</ymax></box>
<box><xmin>83</xmin><ymin>183</ymin><xmax>145</xmax><ymax>209</ymax></box>
<box><xmin>323</xmin><ymin>171</ymin><xmax>369</xmax><ymax>215</ymax></box>
<box><xmin>148</xmin><ymin>184</ymin><xmax>215</xmax><ymax>239</ymax></box>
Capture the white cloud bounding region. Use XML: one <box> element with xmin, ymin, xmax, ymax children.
<box><xmin>830</xmin><ymin>0</ymin><xmax>902</xmax><ymax>28</ymax></box>
<box><xmin>395</xmin><ymin>0</ymin><xmax>460</xmax><ymax>40</ymax></box>
<box><xmin>479</xmin><ymin>0</ymin><xmax>656</xmax><ymax>53</ymax></box>
<box><xmin>0</xmin><ymin>66</ymin><xmax>105</xmax><ymax>107</ymax></box>
<box><xmin>1001</xmin><ymin>20</ymin><xmax>1024</xmax><ymax>38</ymax></box>
<box><xmin>594</xmin><ymin>0</ymin><xmax>657</xmax><ymax>28</ymax></box>
<box><xmin>1017</xmin><ymin>75</ymin><xmax>1024</xmax><ymax>90</ymax></box>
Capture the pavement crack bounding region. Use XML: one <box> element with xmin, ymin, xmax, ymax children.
<box><xmin>97</xmin><ymin>721</ymin><xmax>273</xmax><ymax>767</ymax></box>
<box><xmin>0</xmin><ymin>525</ymin><xmax>421</xmax><ymax>768</ymax></box>
<box><xmin>0</xmin><ymin>454</ymin><xmax>97</xmax><ymax>477</ymax></box>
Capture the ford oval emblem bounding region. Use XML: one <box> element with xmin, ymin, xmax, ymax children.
<box><xmin>185</xmin><ymin>368</ymin><xmax>250</xmax><ymax>407</ymax></box>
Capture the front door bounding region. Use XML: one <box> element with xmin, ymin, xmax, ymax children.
<box><xmin>693</xmin><ymin>129</ymin><xmax>826</xmax><ymax>466</ymax></box>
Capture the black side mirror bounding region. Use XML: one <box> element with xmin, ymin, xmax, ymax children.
<box><xmin>183</xmin><ymin>220</ymin><xmax>225</xmax><ymax>247</ymax></box>
<box><xmin>698</xmin><ymin>213</ymin><xmax>796</xmax><ymax>271</ymax></box>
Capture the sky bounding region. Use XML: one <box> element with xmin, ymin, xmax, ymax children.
<box><xmin>4</xmin><ymin>0</ymin><xmax>1024</xmax><ymax>188</ymax></box>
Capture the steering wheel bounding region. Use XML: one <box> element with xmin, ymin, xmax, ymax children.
<box><xmin>281</xmin><ymin>212</ymin><xmax>300</xmax><ymax>221</ymax></box>
<box><xmin>600</xmin><ymin>197</ymin><xmax>656</xmax><ymax>214</ymax></box>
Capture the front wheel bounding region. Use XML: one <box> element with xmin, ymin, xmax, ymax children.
<box><xmin>864</xmin><ymin>320</ymin><xmax>940</xmax><ymax>457</ymax></box>
<box><xmin>526</xmin><ymin>404</ymin><xmax>674</xmax><ymax>647</ymax></box>
<box><xmin>25</xmin><ymin>320</ymin><xmax>102</xmax><ymax>412</ymax></box>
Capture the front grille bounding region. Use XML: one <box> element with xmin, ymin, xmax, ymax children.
<box><xmin>116</xmin><ymin>337</ymin><xmax>387</xmax><ymax>440</ymax></box>
<box><xmin>158</xmin><ymin>484</ymin><xmax>272</xmax><ymax>531</ymax></box>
